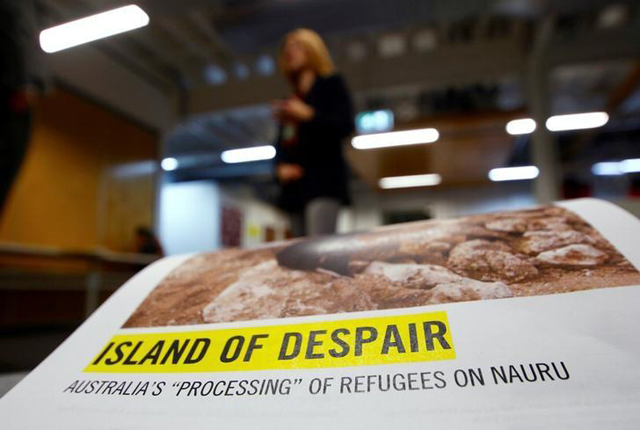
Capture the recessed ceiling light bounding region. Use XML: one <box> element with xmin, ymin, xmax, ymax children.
<box><xmin>379</xmin><ymin>173</ymin><xmax>442</xmax><ymax>189</ymax></box>
<box><xmin>488</xmin><ymin>166</ymin><xmax>539</xmax><ymax>182</ymax></box>
<box><xmin>40</xmin><ymin>5</ymin><xmax>149</xmax><ymax>53</ymax></box>
<box><xmin>545</xmin><ymin>112</ymin><xmax>609</xmax><ymax>132</ymax></box>
<box><xmin>161</xmin><ymin>157</ymin><xmax>179</xmax><ymax>171</ymax></box>
<box><xmin>221</xmin><ymin>145</ymin><xmax>276</xmax><ymax>164</ymax></box>
<box><xmin>592</xmin><ymin>158</ymin><xmax>640</xmax><ymax>176</ymax></box>
<box><xmin>506</xmin><ymin>118</ymin><xmax>536</xmax><ymax>135</ymax></box>
<box><xmin>352</xmin><ymin>128</ymin><xmax>439</xmax><ymax>150</ymax></box>
<box><xmin>620</xmin><ymin>158</ymin><xmax>640</xmax><ymax>174</ymax></box>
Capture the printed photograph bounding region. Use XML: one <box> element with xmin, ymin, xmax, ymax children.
<box><xmin>124</xmin><ymin>205</ymin><xmax>640</xmax><ymax>328</ymax></box>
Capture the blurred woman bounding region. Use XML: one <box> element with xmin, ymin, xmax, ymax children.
<box><xmin>273</xmin><ymin>28</ymin><xmax>354</xmax><ymax>237</ymax></box>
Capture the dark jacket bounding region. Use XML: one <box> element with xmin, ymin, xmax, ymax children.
<box><xmin>274</xmin><ymin>74</ymin><xmax>354</xmax><ymax>212</ymax></box>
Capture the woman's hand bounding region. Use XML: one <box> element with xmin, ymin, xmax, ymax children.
<box><xmin>277</xmin><ymin>163</ymin><xmax>304</xmax><ymax>183</ymax></box>
<box><xmin>273</xmin><ymin>97</ymin><xmax>315</xmax><ymax>122</ymax></box>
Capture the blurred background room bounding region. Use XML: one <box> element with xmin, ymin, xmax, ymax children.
<box><xmin>1</xmin><ymin>0</ymin><xmax>640</xmax><ymax>391</ymax></box>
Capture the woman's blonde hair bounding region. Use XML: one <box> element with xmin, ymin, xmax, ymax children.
<box><xmin>278</xmin><ymin>28</ymin><xmax>335</xmax><ymax>85</ymax></box>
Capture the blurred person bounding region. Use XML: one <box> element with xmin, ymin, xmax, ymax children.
<box><xmin>134</xmin><ymin>226</ymin><xmax>165</xmax><ymax>257</ymax></box>
<box><xmin>0</xmin><ymin>0</ymin><xmax>47</xmax><ymax>216</ymax></box>
<box><xmin>273</xmin><ymin>28</ymin><xmax>354</xmax><ymax>237</ymax></box>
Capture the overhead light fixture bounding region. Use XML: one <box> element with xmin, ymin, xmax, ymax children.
<box><xmin>221</xmin><ymin>145</ymin><xmax>276</xmax><ymax>164</ymax></box>
<box><xmin>356</xmin><ymin>109</ymin><xmax>394</xmax><ymax>134</ymax></box>
<box><xmin>506</xmin><ymin>118</ymin><xmax>536</xmax><ymax>135</ymax></box>
<box><xmin>39</xmin><ymin>5</ymin><xmax>149</xmax><ymax>53</ymax></box>
<box><xmin>234</xmin><ymin>63</ymin><xmax>250</xmax><ymax>80</ymax></box>
<box><xmin>620</xmin><ymin>158</ymin><xmax>640</xmax><ymax>174</ymax></box>
<box><xmin>488</xmin><ymin>166</ymin><xmax>539</xmax><ymax>182</ymax></box>
<box><xmin>204</xmin><ymin>64</ymin><xmax>227</xmax><ymax>85</ymax></box>
<box><xmin>161</xmin><ymin>157</ymin><xmax>179</xmax><ymax>171</ymax></box>
<box><xmin>592</xmin><ymin>158</ymin><xmax>640</xmax><ymax>176</ymax></box>
<box><xmin>256</xmin><ymin>55</ymin><xmax>276</xmax><ymax>76</ymax></box>
<box><xmin>352</xmin><ymin>128</ymin><xmax>439</xmax><ymax>150</ymax></box>
<box><xmin>592</xmin><ymin>162</ymin><xmax>622</xmax><ymax>176</ymax></box>
<box><xmin>545</xmin><ymin>112</ymin><xmax>609</xmax><ymax>132</ymax></box>
<box><xmin>379</xmin><ymin>173</ymin><xmax>442</xmax><ymax>189</ymax></box>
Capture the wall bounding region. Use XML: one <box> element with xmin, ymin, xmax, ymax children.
<box><xmin>48</xmin><ymin>44</ymin><xmax>177</xmax><ymax>132</ymax></box>
<box><xmin>158</xmin><ymin>182</ymin><xmax>291</xmax><ymax>255</ymax></box>
<box><xmin>219</xmin><ymin>186</ymin><xmax>289</xmax><ymax>247</ymax></box>
<box><xmin>340</xmin><ymin>182</ymin><xmax>537</xmax><ymax>232</ymax></box>
<box><xmin>0</xmin><ymin>89</ymin><xmax>158</xmax><ymax>252</ymax></box>
<box><xmin>159</xmin><ymin>181</ymin><xmax>221</xmax><ymax>255</ymax></box>
<box><xmin>158</xmin><ymin>180</ymin><xmax>542</xmax><ymax>255</ymax></box>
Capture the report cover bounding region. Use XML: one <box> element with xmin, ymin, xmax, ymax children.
<box><xmin>2</xmin><ymin>198</ymin><xmax>639</xmax><ymax>429</ymax></box>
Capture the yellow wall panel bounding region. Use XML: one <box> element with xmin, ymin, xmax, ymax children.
<box><xmin>0</xmin><ymin>88</ymin><xmax>158</xmax><ymax>252</ymax></box>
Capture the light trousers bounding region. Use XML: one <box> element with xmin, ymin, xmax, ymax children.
<box><xmin>290</xmin><ymin>197</ymin><xmax>341</xmax><ymax>238</ymax></box>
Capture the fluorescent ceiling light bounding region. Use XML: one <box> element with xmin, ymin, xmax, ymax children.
<box><xmin>161</xmin><ymin>157</ymin><xmax>179</xmax><ymax>171</ymax></box>
<box><xmin>506</xmin><ymin>118</ymin><xmax>536</xmax><ymax>135</ymax></box>
<box><xmin>592</xmin><ymin>162</ymin><xmax>622</xmax><ymax>176</ymax></box>
<box><xmin>488</xmin><ymin>166</ymin><xmax>539</xmax><ymax>182</ymax></box>
<box><xmin>379</xmin><ymin>173</ymin><xmax>442</xmax><ymax>189</ymax></box>
<box><xmin>545</xmin><ymin>112</ymin><xmax>609</xmax><ymax>132</ymax></box>
<box><xmin>620</xmin><ymin>158</ymin><xmax>640</xmax><ymax>173</ymax></box>
<box><xmin>356</xmin><ymin>109</ymin><xmax>394</xmax><ymax>134</ymax></box>
<box><xmin>40</xmin><ymin>5</ymin><xmax>149</xmax><ymax>53</ymax></box>
<box><xmin>352</xmin><ymin>128</ymin><xmax>439</xmax><ymax>150</ymax></box>
<box><xmin>221</xmin><ymin>145</ymin><xmax>276</xmax><ymax>164</ymax></box>
<box><xmin>592</xmin><ymin>158</ymin><xmax>640</xmax><ymax>176</ymax></box>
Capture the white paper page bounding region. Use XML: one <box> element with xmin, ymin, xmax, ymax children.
<box><xmin>1</xmin><ymin>198</ymin><xmax>639</xmax><ymax>429</ymax></box>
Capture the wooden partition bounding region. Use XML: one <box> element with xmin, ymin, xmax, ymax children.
<box><xmin>0</xmin><ymin>88</ymin><xmax>160</xmax><ymax>330</ymax></box>
<box><xmin>0</xmin><ymin>87</ymin><xmax>158</xmax><ymax>252</ymax></box>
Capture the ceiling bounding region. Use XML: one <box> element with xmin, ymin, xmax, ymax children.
<box><xmin>40</xmin><ymin>0</ymin><xmax>640</xmax><ymax>192</ymax></box>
